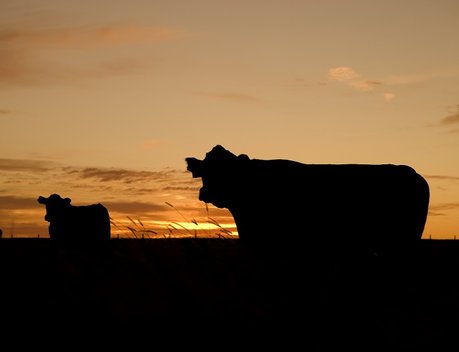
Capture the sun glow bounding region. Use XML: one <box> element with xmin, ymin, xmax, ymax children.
<box><xmin>108</xmin><ymin>217</ymin><xmax>237</xmax><ymax>239</ymax></box>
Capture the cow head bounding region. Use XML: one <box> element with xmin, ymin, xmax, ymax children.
<box><xmin>37</xmin><ymin>194</ymin><xmax>72</xmax><ymax>222</ymax></box>
<box><xmin>186</xmin><ymin>145</ymin><xmax>250</xmax><ymax>209</ymax></box>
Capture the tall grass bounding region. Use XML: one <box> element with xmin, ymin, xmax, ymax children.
<box><xmin>110</xmin><ymin>202</ymin><xmax>234</xmax><ymax>239</ymax></box>
<box><xmin>110</xmin><ymin>216</ymin><xmax>163</xmax><ymax>239</ymax></box>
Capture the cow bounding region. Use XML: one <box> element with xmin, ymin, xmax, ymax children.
<box><xmin>37</xmin><ymin>194</ymin><xmax>111</xmax><ymax>241</ymax></box>
<box><xmin>186</xmin><ymin>145</ymin><xmax>430</xmax><ymax>254</ymax></box>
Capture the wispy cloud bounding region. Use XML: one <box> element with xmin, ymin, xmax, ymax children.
<box><xmin>329</xmin><ymin>66</ymin><xmax>459</xmax><ymax>102</ymax></box>
<box><xmin>440</xmin><ymin>111</ymin><xmax>459</xmax><ymax>125</ymax></box>
<box><xmin>121</xmin><ymin>187</ymin><xmax>157</xmax><ymax>196</ymax></box>
<box><xmin>383</xmin><ymin>92</ymin><xmax>395</xmax><ymax>102</ymax></box>
<box><xmin>426</xmin><ymin>174</ymin><xmax>459</xmax><ymax>181</ymax></box>
<box><xmin>0</xmin><ymin>24</ymin><xmax>184</xmax><ymax>86</ymax></box>
<box><xmin>1</xmin><ymin>25</ymin><xmax>180</xmax><ymax>48</ymax></box>
<box><xmin>162</xmin><ymin>186</ymin><xmax>200</xmax><ymax>192</ymax></box>
<box><xmin>0</xmin><ymin>159</ymin><xmax>233</xmax><ymax>237</ymax></box>
<box><xmin>103</xmin><ymin>200</ymin><xmax>169</xmax><ymax>215</ymax></box>
<box><xmin>0</xmin><ymin>195</ymin><xmax>37</xmax><ymax>210</ymax></box>
<box><xmin>328</xmin><ymin>66</ymin><xmax>393</xmax><ymax>101</ymax></box>
<box><xmin>284</xmin><ymin>77</ymin><xmax>328</xmax><ymax>88</ymax></box>
<box><xmin>431</xmin><ymin>105</ymin><xmax>459</xmax><ymax>133</ymax></box>
<box><xmin>192</xmin><ymin>91</ymin><xmax>260</xmax><ymax>104</ymax></box>
<box><xmin>0</xmin><ymin>195</ymin><xmax>49</xmax><ymax>237</ymax></box>
<box><xmin>348</xmin><ymin>80</ymin><xmax>382</xmax><ymax>92</ymax></box>
<box><xmin>0</xmin><ymin>159</ymin><xmax>190</xmax><ymax>193</ymax></box>
<box><xmin>64</xmin><ymin>167</ymin><xmax>182</xmax><ymax>184</ymax></box>
<box><xmin>0</xmin><ymin>158</ymin><xmax>57</xmax><ymax>172</ymax></box>
<box><xmin>328</xmin><ymin>67</ymin><xmax>383</xmax><ymax>91</ymax></box>
<box><xmin>428</xmin><ymin>203</ymin><xmax>459</xmax><ymax>216</ymax></box>
<box><xmin>328</xmin><ymin>67</ymin><xmax>360</xmax><ymax>82</ymax></box>
<box><xmin>386</xmin><ymin>68</ymin><xmax>459</xmax><ymax>86</ymax></box>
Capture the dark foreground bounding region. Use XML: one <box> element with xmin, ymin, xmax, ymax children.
<box><xmin>0</xmin><ymin>238</ymin><xmax>457</xmax><ymax>349</ymax></box>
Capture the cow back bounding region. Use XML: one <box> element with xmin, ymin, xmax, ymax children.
<box><xmin>48</xmin><ymin>204</ymin><xmax>110</xmax><ymax>241</ymax></box>
<box><xmin>233</xmin><ymin>160</ymin><xmax>429</xmax><ymax>245</ymax></box>
<box><xmin>70</xmin><ymin>204</ymin><xmax>111</xmax><ymax>240</ymax></box>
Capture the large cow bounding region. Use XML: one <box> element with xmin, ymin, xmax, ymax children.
<box><xmin>186</xmin><ymin>145</ymin><xmax>430</xmax><ymax>252</ymax></box>
<box><xmin>37</xmin><ymin>194</ymin><xmax>111</xmax><ymax>241</ymax></box>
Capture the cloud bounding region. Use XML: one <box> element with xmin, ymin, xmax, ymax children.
<box><xmin>386</xmin><ymin>68</ymin><xmax>459</xmax><ymax>86</ymax></box>
<box><xmin>348</xmin><ymin>80</ymin><xmax>382</xmax><ymax>92</ymax></box>
<box><xmin>0</xmin><ymin>158</ymin><xmax>57</xmax><ymax>172</ymax></box>
<box><xmin>0</xmin><ymin>51</ymin><xmax>150</xmax><ymax>86</ymax></box>
<box><xmin>0</xmin><ymin>109</ymin><xmax>11</xmax><ymax>115</ymax></box>
<box><xmin>425</xmin><ymin>174</ymin><xmax>459</xmax><ymax>181</ymax></box>
<box><xmin>192</xmin><ymin>91</ymin><xmax>260</xmax><ymax>104</ymax></box>
<box><xmin>383</xmin><ymin>92</ymin><xmax>396</xmax><ymax>102</ymax></box>
<box><xmin>427</xmin><ymin>203</ymin><xmax>459</xmax><ymax>216</ymax></box>
<box><xmin>0</xmin><ymin>195</ymin><xmax>49</xmax><ymax>236</ymax></box>
<box><xmin>328</xmin><ymin>66</ymin><xmax>386</xmax><ymax>98</ymax></box>
<box><xmin>328</xmin><ymin>67</ymin><xmax>359</xmax><ymax>82</ymax></box>
<box><xmin>0</xmin><ymin>24</ymin><xmax>184</xmax><ymax>86</ymax></box>
<box><xmin>432</xmin><ymin>106</ymin><xmax>459</xmax><ymax>133</ymax></box>
<box><xmin>120</xmin><ymin>187</ymin><xmax>157</xmax><ymax>196</ymax></box>
<box><xmin>284</xmin><ymin>78</ymin><xmax>329</xmax><ymax>88</ymax></box>
<box><xmin>65</xmin><ymin>167</ymin><xmax>181</xmax><ymax>184</ymax></box>
<box><xmin>0</xmin><ymin>195</ymin><xmax>37</xmax><ymax>210</ymax></box>
<box><xmin>0</xmin><ymin>164</ymin><xmax>189</xmax><ymax>203</ymax></box>
<box><xmin>329</xmin><ymin>67</ymin><xmax>459</xmax><ymax>105</ymax></box>
<box><xmin>162</xmin><ymin>186</ymin><xmax>200</xmax><ymax>193</ymax></box>
<box><xmin>161</xmin><ymin>177</ymin><xmax>202</xmax><ymax>196</ymax></box>
<box><xmin>103</xmin><ymin>200</ymin><xmax>169</xmax><ymax>215</ymax></box>
<box><xmin>0</xmin><ymin>160</ymin><xmax>194</xmax><ymax>204</ymax></box>
<box><xmin>0</xmin><ymin>160</ymin><xmax>229</xmax><ymax>236</ymax></box>
<box><xmin>440</xmin><ymin>112</ymin><xmax>459</xmax><ymax>125</ymax></box>
<box><xmin>1</xmin><ymin>24</ymin><xmax>181</xmax><ymax>49</ymax></box>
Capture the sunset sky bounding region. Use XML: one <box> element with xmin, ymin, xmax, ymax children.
<box><xmin>1</xmin><ymin>0</ymin><xmax>458</xmax><ymax>239</ymax></box>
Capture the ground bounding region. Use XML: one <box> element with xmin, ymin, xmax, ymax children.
<box><xmin>0</xmin><ymin>238</ymin><xmax>457</xmax><ymax>349</ymax></box>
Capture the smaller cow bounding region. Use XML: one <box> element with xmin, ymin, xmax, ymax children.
<box><xmin>37</xmin><ymin>194</ymin><xmax>111</xmax><ymax>241</ymax></box>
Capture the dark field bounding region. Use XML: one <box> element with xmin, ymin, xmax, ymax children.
<box><xmin>0</xmin><ymin>238</ymin><xmax>458</xmax><ymax>349</ymax></box>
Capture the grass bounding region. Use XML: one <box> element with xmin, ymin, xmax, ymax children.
<box><xmin>1</xmin><ymin>233</ymin><xmax>457</xmax><ymax>345</ymax></box>
<box><xmin>109</xmin><ymin>202</ymin><xmax>234</xmax><ymax>240</ymax></box>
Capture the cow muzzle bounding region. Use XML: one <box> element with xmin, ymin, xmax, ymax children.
<box><xmin>185</xmin><ymin>158</ymin><xmax>204</xmax><ymax>178</ymax></box>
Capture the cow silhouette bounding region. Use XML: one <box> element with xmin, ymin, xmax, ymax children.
<box><xmin>186</xmin><ymin>145</ymin><xmax>430</xmax><ymax>252</ymax></box>
<box><xmin>37</xmin><ymin>194</ymin><xmax>111</xmax><ymax>241</ymax></box>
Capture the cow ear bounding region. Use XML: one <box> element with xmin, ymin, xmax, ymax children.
<box><xmin>212</xmin><ymin>145</ymin><xmax>226</xmax><ymax>153</ymax></box>
<box><xmin>185</xmin><ymin>157</ymin><xmax>203</xmax><ymax>178</ymax></box>
<box><xmin>37</xmin><ymin>196</ymin><xmax>47</xmax><ymax>204</ymax></box>
<box><xmin>206</xmin><ymin>145</ymin><xmax>237</xmax><ymax>162</ymax></box>
<box><xmin>64</xmin><ymin>197</ymin><xmax>71</xmax><ymax>205</ymax></box>
<box><xmin>238</xmin><ymin>154</ymin><xmax>250</xmax><ymax>162</ymax></box>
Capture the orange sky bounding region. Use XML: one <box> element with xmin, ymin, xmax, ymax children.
<box><xmin>1</xmin><ymin>0</ymin><xmax>459</xmax><ymax>239</ymax></box>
